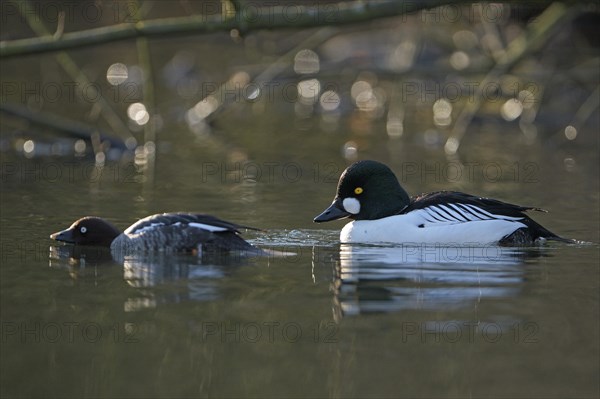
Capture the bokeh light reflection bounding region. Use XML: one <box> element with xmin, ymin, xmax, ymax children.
<box><xmin>106</xmin><ymin>63</ymin><xmax>128</xmax><ymax>86</ymax></box>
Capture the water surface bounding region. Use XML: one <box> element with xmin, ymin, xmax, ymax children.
<box><xmin>1</xmin><ymin>140</ymin><xmax>598</xmax><ymax>398</ymax></box>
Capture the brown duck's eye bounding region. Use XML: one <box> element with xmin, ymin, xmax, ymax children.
<box><xmin>80</xmin><ymin>226</ymin><xmax>87</xmax><ymax>234</ymax></box>
<box><xmin>354</xmin><ymin>187</ymin><xmax>363</xmax><ymax>195</ymax></box>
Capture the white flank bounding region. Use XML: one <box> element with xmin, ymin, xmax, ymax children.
<box><xmin>342</xmin><ymin>197</ymin><xmax>361</xmax><ymax>215</ymax></box>
<box><xmin>340</xmin><ymin>208</ymin><xmax>527</xmax><ymax>245</ymax></box>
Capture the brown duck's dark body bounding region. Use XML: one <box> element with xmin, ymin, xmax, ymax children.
<box><xmin>51</xmin><ymin>213</ymin><xmax>262</xmax><ymax>254</ymax></box>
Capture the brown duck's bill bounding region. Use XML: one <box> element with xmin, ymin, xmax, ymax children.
<box><xmin>50</xmin><ymin>228</ymin><xmax>75</xmax><ymax>243</ymax></box>
<box><xmin>314</xmin><ymin>199</ymin><xmax>351</xmax><ymax>223</ymax></box>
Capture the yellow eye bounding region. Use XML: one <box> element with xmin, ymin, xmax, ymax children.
<box><xmin>354</xmin><ymin>187</ymin><xmax>363</xmax><ymax>195</ymax></box>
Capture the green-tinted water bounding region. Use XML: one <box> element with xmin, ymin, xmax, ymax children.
<box><xmin>1</xmin><ymin>136</ymin><xmax>598</xmax><ymax>397</ymax></box>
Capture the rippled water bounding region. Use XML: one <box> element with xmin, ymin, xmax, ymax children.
<box><xmin>1</xmin><ymin>150</ymin><xmax>598</xmax><ymax>397</ymax></box>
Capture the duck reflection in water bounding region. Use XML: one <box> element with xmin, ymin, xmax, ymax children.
<box><xmin>49</xmin><ymin>244</ymin><xmax>264</xmax><ymax>311</ymax></box>
<box><xmin>330</xmin><ymin>243</ymin><xmax>554</xmax><ymax>319</ymax></box>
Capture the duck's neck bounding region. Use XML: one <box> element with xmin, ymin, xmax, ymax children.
<box><xmin>104</xmin><ymin>232</ymin><xmax>120</xmax><ymax>247</ymax></box>
<box><xmin>396</xmin><ymin>186</ymin><xmax>411</xmax><ymax>212</ymax></box>
<box><xmin>387</xmin><ymin>179</ymin><xmax>411</xmax><ymax>213</ymax></box>
<box><xmin>95</xmin><ymin>221</ymin><xmax>121</xmax><ymax>247</ymax></box>
<box><xmin>364</xmin><ymin>176</ymin><xmax>411</xmax><ymax>219</ymax></box>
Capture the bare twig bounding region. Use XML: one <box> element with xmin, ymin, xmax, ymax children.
<box><xmin>0</xmin><ymin>0</ymin><xmax>538</xmax><ymax>58</ymax></box>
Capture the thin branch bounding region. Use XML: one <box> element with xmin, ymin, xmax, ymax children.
<box><xmin>0</xmin><ymin>0</ymin><xmax>537</xmax><ymax>58</ymax></box>
<box><xmin>133</xmin><ymin>0</ymin><xmax>157</xmax><ymax>184</ymax></box>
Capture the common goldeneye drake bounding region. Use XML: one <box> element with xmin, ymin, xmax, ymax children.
<box><xmin>50</xmin><ymin>213</ymin><xmax>261</xmax><ymax>253</ymax></box>
<box><xmin>314</xmin><ymin>160</ymin><xmax>571</xmax><ymax>246</ymax></box>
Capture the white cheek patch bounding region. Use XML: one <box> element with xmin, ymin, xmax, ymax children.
<box><xmin>342</xmin><ymin>197</ymin><xmax>361</xmax><ymax>215</ymax></box>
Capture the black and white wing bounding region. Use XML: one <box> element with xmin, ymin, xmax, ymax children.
<box><xmin>123</xmin><ymin>213</ymin><xmax>260</xmax><ymax>252</ymax></box>
<box><xmin>403</xmin><ymin>191</ymin><xmax>541</xmax><ymax>220</ymax></box>
<box><xmin>401</xmin><ymin>191</ymin><xmax>567</xmax><ymax>243</ymax></box>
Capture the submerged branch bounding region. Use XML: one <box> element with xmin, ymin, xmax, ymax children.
<box><xmin>0</xmin><ymin>103</ymin><xmax>127</xmax><ymax>149</ymax></box>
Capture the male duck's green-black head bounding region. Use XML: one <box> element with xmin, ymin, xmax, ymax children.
<box><xmin>314</xmin><ymin>160</ymin><xmax>411</xmax><ymax>222</ymax></box>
